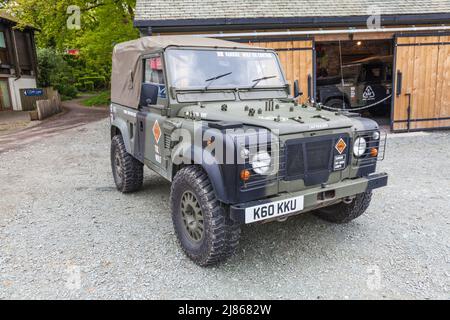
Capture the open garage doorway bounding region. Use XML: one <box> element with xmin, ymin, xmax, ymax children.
<box><xmin>315</xmin><ymin>39</ymin><xmax>394</xmax><ymax>129</ymax></box>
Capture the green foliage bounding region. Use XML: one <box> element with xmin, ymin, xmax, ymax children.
<box><xmin>82</xmin><ymin>90</ymin><xmax>110</xmax><ymax>107</ymax></box>
<box><xmin>56</xmin><ymin>83</ymin><xmax>78</xmax><ymax>100</ymax></box>
<box><xmin>79</xmin><ymin>76</ymin><xmax>106</xmax><ymax>89</ymax></box>
<box><xmin>37</xmin><ymin>48</ymin><xmax>68</xmax><ymax>87</ymax></box>
<box><xmin>7</xmin><ymin>0</ymin><xmax>138</xmax><ymax>85</ymax></box>
<box><xmin>37</xmin><ymin>47</ymin><xmax>78</xmax><ymax>99</ymax></box>
<box><xmin>83</xmin><ymin>81</ymin><xmax>94</xmax><ymax>91</ymax></box>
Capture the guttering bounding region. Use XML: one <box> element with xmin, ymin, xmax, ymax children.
<box><xmin>134</xmin><ymin>13</ymin><xmax>450</xmax><ymax>30</ymax></box>
<box><xmin>190</xmin><ymin>25</ymin><xmax>450</xmax><ymax>39</ymax></box>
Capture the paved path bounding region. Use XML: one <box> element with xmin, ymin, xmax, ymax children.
<box><xmin>0</xmin><ymin>99</ymin><xmax>108</xmax><ymax>154</ymax></box>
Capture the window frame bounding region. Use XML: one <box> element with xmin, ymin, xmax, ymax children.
<box><xmin>142</xmin><ymin>52</ymin><xmax>168</xmax><ymax>106</ymax></box>
<box><xmin>143</xmin><ymin>53</ymin><xmax>166</xmax><ymax>85</ymax></box>
<box><xmin>0</xmin><ymin>29</ymin><xmax>10</xmax><ymax>69</ymax></box>
<box><xmin>163</xmin><ymin>46</ymin><xmax>287</xmax><ymax>91</ymax></box>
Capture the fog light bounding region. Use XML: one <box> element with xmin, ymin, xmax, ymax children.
<box><xmin>370</xmin><ymin>148</ymin><xmax>378</xmax><ymax>157</ymax></box>
<box><xmin>240</xmin><ymin>169</ymin><xmax>251</xmax><ymax>181</ymax></box>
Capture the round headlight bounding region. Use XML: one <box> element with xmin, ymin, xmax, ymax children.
<box><xmin>251</xmin><ymin>151</ymin><xmax>271</xmax><ymax>175</ymax></box>
<box><xmin>353</xmin><ymin>137</ymin><xmax>367</xmax><ymax>157</ymax></box>
<box><xmin>372</xmin><ymin>131</ymin><xmax>380</xmax><ymax>140</ymax></box>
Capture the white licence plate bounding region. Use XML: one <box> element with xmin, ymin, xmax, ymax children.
<box><xmin>245</xmin><ymin>196</ymin><xmax>304</xmax><ymax>223</ymax></box>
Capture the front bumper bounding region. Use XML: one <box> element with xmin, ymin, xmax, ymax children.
<box><xmin>229</xmin><ymin>172</ymin><xmax>388</xmax><ymax>224</ymax></box>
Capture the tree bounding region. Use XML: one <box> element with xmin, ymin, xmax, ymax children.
<box><xmin>6</xmin><ymin>0</ymin><xmax>138</xmax><ymax>82</ymax></box>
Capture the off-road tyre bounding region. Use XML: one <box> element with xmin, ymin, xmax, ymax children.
<box><xmin>111</xmin><ymin>134</ymin><xmax>143</xmax><ymax>193</ymax></box>
<box><xmin>314</xmin><ymin>191</ymin><xmax>372</xmax><ymax>223</ymax></box>
<box><xmin>170</xmin><ymin>166</ymin><xmax>241</xmax><ymax>266</ymax></box>
<box><xmin>326</xmin><ymin>98</ymin><xmax>349</xmax><ymax>110</ymax></box>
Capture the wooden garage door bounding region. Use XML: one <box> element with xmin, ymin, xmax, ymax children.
<box><xmin>248</xmin><ymin>40</ymin><xmax>314</xmax><ymax>104</ymax></box>
<box><xmin>393</xmin><ymin>35</ymin><xmax>450</xmax><ymax>131</ymax></box>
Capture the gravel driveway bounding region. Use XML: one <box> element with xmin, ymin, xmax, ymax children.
<box><xmin>0</xmin><ymin>118</ymin><xmax>449</xmax><ymax>299</ymax></box>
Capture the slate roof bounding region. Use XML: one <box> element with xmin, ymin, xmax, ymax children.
<box><xmin>135</xmin><ymin>0</ymin><xmax>450</xmax><ymax>22</ymax></box>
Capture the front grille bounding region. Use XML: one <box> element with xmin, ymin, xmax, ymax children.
<box><xmin>164</xmin><ymin>134</ymin><xmax>171</xmax><ymax>149</ymax></box>
<box><xmin>305</xmin><ymin>140</ymin><xmax>333</xmax><ymax>171</ymax></box>
<box><xmin>286</xmin><ymin>144</ymin><xmax>304</xmax><ymax>176</ymax></box>
<box><xmin>285</xmin><ymin>134</ymin><xmax>349</xmax><ymax>186</ymax></box>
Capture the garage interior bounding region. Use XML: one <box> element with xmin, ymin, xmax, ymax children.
<box><xmin>315</xmin><ymin>39</ymin><xmax>394</xmax><ymax>126</ymax></box>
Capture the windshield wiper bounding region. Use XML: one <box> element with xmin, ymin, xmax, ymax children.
<box><xmin>204</xmin><ymin>72</ymin><xmax>232</xmax><ymax>90</ymax></box>
<box><xmin>252</xmin><ymin>75</ymin><xmax>277</xmax><ymax>88</ymax></box>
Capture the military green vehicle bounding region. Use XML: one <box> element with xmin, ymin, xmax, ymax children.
<box><xmin>110</xmin><ymin>36</ymin><xmax>388</xmax><ymax>266</ymax></box>
<box><xmin>317</xmin><ymin>56</ymin><xmax>393</xmax><ymax>116</ymax></box>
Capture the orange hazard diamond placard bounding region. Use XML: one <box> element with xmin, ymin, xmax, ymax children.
<box><xmin>335</xmin><ymin>138</ymin><xmax>347</xmax><ymax>154</ymax></box>
<box><xmin>153</xmin><ymin>120</ymin><xmax>161</xmax><ymax>143</ymax></box>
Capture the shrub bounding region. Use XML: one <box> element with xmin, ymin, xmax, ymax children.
<box><xmin>83</xmin><ymin>81</ymin><xmax>95</xmax><ymax>92</ymax></box>
<box><xmin>79</xmin><ymin>76</ymin><xmax>107</xmax><ymax>89</ymax></box>
<box><xmin>37</xmin><ymin>48</ymin><xmax>70</xmax><ymax>88</ymax></box>
<box><xmin>55</xmin><ymin>83</ymin><xmax>78</xmax><ymax>100</ymax></box>
<box><xmin>74</xmin><ymin>82</ymin><xmax>84</xmax><ymax>90</ymax></box>
<box><xmin>82</xmin><ymin>91</ymin><xmax>110</xmax><ymax>107</ymax></box>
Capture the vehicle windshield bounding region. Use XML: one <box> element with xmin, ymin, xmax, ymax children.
<box><xmin>166</xmin><ymin>48</ymin><xmax>285</xmax><ymax>89</ymax></box>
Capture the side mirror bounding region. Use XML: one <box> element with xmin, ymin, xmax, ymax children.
<box><xmin>293</xmin><ymin>80</ymin><xmax>303</xmax><ymax>98</ymax></box>
<box><xmin>140</xmin><ymin>83</ymin><xmax>159</xmax><ymax>106</ymax></box>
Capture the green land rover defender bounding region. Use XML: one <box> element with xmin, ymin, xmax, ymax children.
<box><xmin>110</xmin><ymin>36</ymin><xmax>388</xmax><ymax>266</ymax></box>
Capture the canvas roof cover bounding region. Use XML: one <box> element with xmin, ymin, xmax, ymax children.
<box><xmin>111</xmin><ymin>35</ymin><xmax>258</xmax><ymax>108</ymax></box>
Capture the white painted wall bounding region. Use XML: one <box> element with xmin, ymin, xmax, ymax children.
<box><xmin>8</xmin><ymin>76</ymin><xmax>37</xmax><ymax>111</ymax></box>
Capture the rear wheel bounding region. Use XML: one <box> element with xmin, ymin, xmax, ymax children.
<box><xmin>170</xmin><ymin>166</ymin><xmax>240</xmax><ymax>266</ymax></box>
<box><xmin>111</xmin><ymin>134</ymin><xmax>143</xmax><ymax>193</ymax></box>
<box><xmin>314</xmin><ymin>191</ymin><xmax>372</xmax><ymax>223</ymax></box>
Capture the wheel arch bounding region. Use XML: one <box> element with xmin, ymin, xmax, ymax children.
<box><xmin>110</xmin><ymin>118</ymin><xmax>132</xmax><ymax>153</ymax></box>
<box><xmin>171</xmin><ymin>144</ymin><xmax>229</xmax><ymax>203</ymax></box>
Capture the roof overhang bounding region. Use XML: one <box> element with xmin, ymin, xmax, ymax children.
<box><xmin>0</xmin><ymin>11</ymin><xmax>38</xmax><ymax>31</ymax></box>
<box><xmin>135</xmin><ymin>12</ymin><xmax>450</xmax><ymax>33</ymax></box>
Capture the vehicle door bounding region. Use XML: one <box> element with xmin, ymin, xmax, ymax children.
<box><xmin>138</xmin><ymin>54</ymin><xmax>169</xmax><ymax>173</ymax></box>
<box><xmin>356</xmin><ymin>64</ymin><xmax>383</xmax><ymax>107</ymax></box>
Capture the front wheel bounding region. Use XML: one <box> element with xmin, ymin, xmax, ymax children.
<box><xmin>314</xmin><ymin>191</ymin><xmax>372</xmax><ymax>223</ymax></box>
<box><xmin>170</xmin><ymin>166</ymin><xmax>240</xmax><ymax>266</ymax></box>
